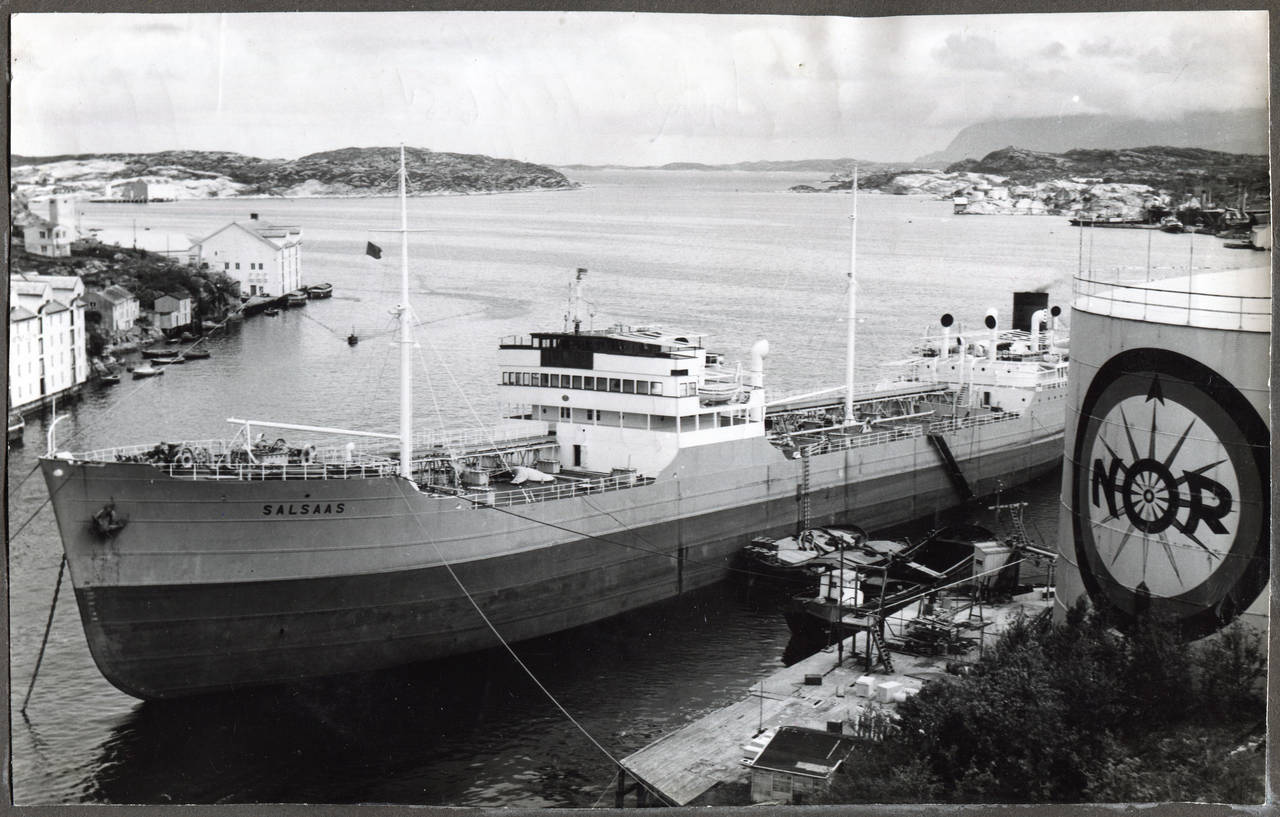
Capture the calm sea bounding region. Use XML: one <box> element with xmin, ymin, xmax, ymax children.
<box><xmin>8</xmin><ymin>169</ymin><xmax>1255</xmax><ymax>805</ymax></box>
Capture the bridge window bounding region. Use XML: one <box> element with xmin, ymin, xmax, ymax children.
<box><xmin>572</xmin><ymin>375</ymin><xmax>582</xmax><ymax>389</ymax></box>
<box><xmin>560</xmin><ymin>406</ymin><xmax>571</xmax><ymax>419</ymax></box>
<box><xmin>609</xmin><ymin>378</ymin><xmax>622</xmax><ymax>392</ymax></box>
<box><xmin>623</xmin><ymin>379</ymin><xmax>635</xmax><ymax>394</ymax></box>
<box><xmin>636</xmin><ymin>381</ymin><xmax>649</xmax><ymax>395</ymax></box>
<box><xmin>650</xmin><ymin>381</ymin><xmax>663</xmax><ymax>396</ymax></box>
<box><xmin>550</xmin><ymin>374</ymin><xmax>560</xmax><ymax>387</ymax></box>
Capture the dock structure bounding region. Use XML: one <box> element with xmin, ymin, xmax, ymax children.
<box><xmin>617</xmin><ymin>590</ymin><xmax>1053</xmax><ymax>807</ymax></box>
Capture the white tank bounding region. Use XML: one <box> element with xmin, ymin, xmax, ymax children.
<box><xmin>1056</xmin><ymin>264</ymin><xmax>1270</xmax><ymax>638</ymax></box>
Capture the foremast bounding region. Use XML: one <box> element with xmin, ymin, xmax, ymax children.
<box><xmin>397</xmin><ymin>145</ymin><xmax>413</xmax><ymax>478</ymax></box>
<box><xmin>843</xmin><ymin>164</ymin><xmax>858</xmax><ymax>424</ymax></box>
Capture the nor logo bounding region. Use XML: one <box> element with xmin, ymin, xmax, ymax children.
<box><xmin>1071</xmin><ymin>350</ymin><xmax>1268</xmax><ymax>638</ymax></box>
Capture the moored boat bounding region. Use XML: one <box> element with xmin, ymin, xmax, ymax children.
<box><xmin>39</xmin><ymin>152</ymin><xmax>1071</xmax><ymax>700</ymax></box>
<box><xmin>263</xmin><ymin>307</ymin><xmax>280</xmax><ymax>316</ymax></box>
<box><xmin>182</xmin><ymin>349</ymin><xmax>212</xmax><ymax>360</ymax></box>
<box><xmin>307</xmin><ymin>283</ymin><xmax>334</xmax><ymax>299</ymax></box>
<box><xmin>130</xmin><ymin>363</ymin><xmax>164</xmax><ymax>379</ymax></box>
<box><xmin>8</xmin><ymin>412</ymin><xmax>25</xmax><ymax>446</ymax></box>
<box><xmin>286</xmin><ymin>290</ymin><xmax>308</xmax><ymax>307</ymax></box>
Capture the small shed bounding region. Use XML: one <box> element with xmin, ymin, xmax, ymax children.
<box><xmin>748</xmin><ymin>725</ymin><xmax>855</xmax><ymax>804</ymax></box>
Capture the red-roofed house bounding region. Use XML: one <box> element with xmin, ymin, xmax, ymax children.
<box><xmin>193</xmin><ymin>214</ymin><xmax>303</xmax><ymax>297</ymax></box>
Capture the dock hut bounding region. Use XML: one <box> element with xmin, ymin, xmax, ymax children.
<box><xmin>747</xmin><ymin>725</ymin><xmax>855</xmax><ymax>804</ymax></box>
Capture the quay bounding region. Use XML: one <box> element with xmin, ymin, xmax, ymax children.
<box><xmin>615</xmin><ymin>589</ymin><xmax>1053</xmax><ymax>807</ymax></box>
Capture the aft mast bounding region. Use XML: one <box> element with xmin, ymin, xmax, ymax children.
<box><xmin>843</xmin><ymin>164</ymin><xmax>858</xmax><ymax>424</ymax></box>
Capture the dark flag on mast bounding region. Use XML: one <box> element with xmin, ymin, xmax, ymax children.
<box><xmin>365</xmin><ymin>241</ymin><xmax>383</xmax><ymax>259</ymax></box>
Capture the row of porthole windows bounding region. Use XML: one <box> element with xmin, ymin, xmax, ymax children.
<box><xmin>500</xmin><ymin>372</ymin><xmax>698</xmax><ymax>397</ymax></box>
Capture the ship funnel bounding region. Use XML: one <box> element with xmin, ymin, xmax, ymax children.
<box><xmin>939</xmin><ymin>313</ymin><xmax>954</xmax><ymax>359</ymax></box>
<box><xmin>984</xmin><ymin>308</ymin><xmax>998</xmax><ymax>361</ymax></box>
<box><xmin>1028</xmin><ymin>309</ymin><xmax>1048</xmax><ymax>352</ymax></box>
<box><xmin>750</xmin><ymin>339</ymin><xmax>770</xmax><ymax>388</ymax></box>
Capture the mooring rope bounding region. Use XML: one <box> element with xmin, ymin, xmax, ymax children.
<box><xmin>390</xmin><ymin>480</ymin><xmax>669</xmax><ymax>806</ymax></box>
<box><xmin>21</xmin><ymin>554</ymin><xmax>66</xmax><ymax>714</ymax></box>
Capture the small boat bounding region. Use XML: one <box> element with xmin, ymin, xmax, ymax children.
<box><xmin>1159</xmin><ymin>215</ymin><xmax>1185</xmax><ymax>234</ymax></box>
<box><xmin>182</xmin><ymin>349</ymin><xmax>212</xmax><ymax>360</ymax></box>
<box><xmin>142</xmin><ymin>349</ymin><xmax>176</xmax><ymax>359</ymax></box>
<box><xmin>286</xmin><ymin>291</ymin><xmax>308</xmax><ymax>307</ymax></box>
<box><xmin>152</xmin><ymin>356</ymin><xmax>185</xmax><ymax>365</ymax></box>
<box><xmin>264</xmin><ymin>307</ymin><xmax>280</xmax><ymax>316</ymax></box>
<box><xmin>347</xmin><ymin>333</ymin><xmax>359</xmax><ymax>346</ymax></box>
<box><xmin>742</xmin><ymin>525</ymin><xmax>869</xmax><ymax>585</ymax></box>
<box><xmin>307</xmin><ymin>283</ymin><xmax>334</xmax><ymax>299</ymax></box>
<box><xmin>165</xmin><ymin>336</ymin><xmax>183</xmax><ymax>344</ymax></box>
<box><xmin>181</xmin><ymin>332</ymin><xmax>198</xmax><ymax>342</ymax></box>
<box><xmin>784</xmin><ymin>524</ymin><xmax>997</xmax><ymax>645</ymax></box>
<box><xmin>101</xmin><ymin>373</ymin><xmax>122</xmax><ymax>385</ymax></box>
<box><xmin>7</xmin><ymin>412</ymin><xmax>25</xmax><ymax>446</ymax></box>
<box><xmin>131</xmin><ymin>363</ymin><xmax>164</xmax><ymax>379</ymax></box>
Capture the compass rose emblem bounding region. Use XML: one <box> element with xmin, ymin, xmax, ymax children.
<box><xmin>1071</xmin><ymin>349</ymin><xmax>1268</xmax><ymax>638</ymax></box>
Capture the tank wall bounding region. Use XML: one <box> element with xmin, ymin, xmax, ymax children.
<box><xmin>1055</xmin><ymin>306</ymin><xmax>1270</xmax><ymax>637</ymax></box>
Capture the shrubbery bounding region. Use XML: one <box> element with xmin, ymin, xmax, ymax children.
<box><xmin>822</xmin><ymin>603</ymin><xmax>1265</xmax><ymax>804</ymax></box>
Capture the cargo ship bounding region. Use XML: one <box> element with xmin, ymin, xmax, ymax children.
<box><xmin>39</xmin><ymin>152</ymin><xmax>1071</xmax><ymax>699</ymax></box>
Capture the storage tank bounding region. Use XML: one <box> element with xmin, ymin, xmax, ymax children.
<box><xmin>1056</xmin><ymin>263</ymin><xmax>1270</xmax><ymax>638</ymax></box>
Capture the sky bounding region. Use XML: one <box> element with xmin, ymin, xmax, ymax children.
<box><xmin>9</xmin><ymin>10</ymin><xmax>1271</xmax><ymax>165</ymax></box>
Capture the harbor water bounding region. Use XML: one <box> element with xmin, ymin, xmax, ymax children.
<box><xmin>8</xmin><ymin>170</ymin><xmax>1258</xmax><ymax>805</ymax></box>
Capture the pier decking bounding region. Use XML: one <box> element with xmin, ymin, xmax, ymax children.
<box><xmin>618</xmin><ymin>590</ymin><xmax>1053</xmax><ymax>806</ymax></box>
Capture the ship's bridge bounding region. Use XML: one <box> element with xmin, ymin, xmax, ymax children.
<box><xmin>497</xmin><ymin>325</ymin><xmax>765</xmax><ymax>477</ymax></box>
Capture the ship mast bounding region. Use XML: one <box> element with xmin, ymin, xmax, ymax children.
<box><xmin>397</xmin><ymin>145</ymin><xmax>413</xmax><ymax>478</ymax></box>
<box><xmin>843</xmin><ymin>164</ymin><xmax>858</xmax><ymax>424</ymax></box>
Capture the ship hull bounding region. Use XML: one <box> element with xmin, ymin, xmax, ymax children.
<box><xmin>41</xmin><ymin>394</ymin><xmax>1065</xmax><ymax>699</ymax></box>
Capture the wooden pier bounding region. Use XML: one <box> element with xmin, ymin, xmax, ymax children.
<box><xmin>617</xmin><ymin>590</ymin><xmax>1053</xmax><ymax>806</ymax></box>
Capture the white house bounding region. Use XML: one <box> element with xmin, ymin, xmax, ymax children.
<box><xmin>193</xmin><ymin>214</ymin><xmax>303</xmax><ymax>297</ymax></box>
<box><xmin>9</xmin><ymin>274</ymin><xmax>89</xmax><ymax>410</ymax></box>
<box><xmin>151</xmin><ymin>292</ymin><xmax>194</xmax><ymax>332</ymax></box>
<box><xmin>22</xmin><ymin>215</ymin><xmax>74</xmax><ymax>257</ymax></box>
<box><xmin>84</xmin><ymin>284</ymin><xmax>141</xmax><ymax>338</ymax></box>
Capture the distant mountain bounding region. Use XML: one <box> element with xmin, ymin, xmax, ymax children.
<box><xmin>10</xmin><ymin>147</ymin><xmax>577</xmax><ymax>199</ymax></box>
<box><xmin>917</xmin><ymin>110</ymin><xmax>1268</xmax><ymax>164</ymax></box>
<box><xmin>947</xmin><ymin>145</ymin><xmax>1268</xmax><ymax>196</ymax></box>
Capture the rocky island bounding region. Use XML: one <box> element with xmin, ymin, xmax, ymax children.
<box><xmin>798</xmin><ymin>146</ymin><xmax>1269</xmax><ymax>222</ymax></box>
<box><xmin>10</xmin><ymin>146</ymin><xmax>578</xmax><ymax>200</ymax></box>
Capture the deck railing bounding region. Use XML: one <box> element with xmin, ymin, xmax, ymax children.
<box><xmin>459</xmin><ymin>472</ymin><xmax>657</xmax><ymax>507</ymax></box>
<box><xmin>1073</xmin><ymin>267</ymin><xmax>1270</xmax><ymax>332</ymax></box>
<box><xmin>784</xmin><ymin>406</ymin><xmax>1023</xmax><ymax>458</ymax></box>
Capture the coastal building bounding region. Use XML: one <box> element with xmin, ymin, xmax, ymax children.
<box><xmin>22</xmin><ymin>215</ymin><xmax>74</xmax><ymax>257</ymax></box>
<box><xmin>1056</xmin><ymin>261</ymin><xmax>1270</xmax><ymax>638</ymax></box>
<box><xmin>150</xmin><ymin>292</ymin><xmax>194</xmax><ymax>332</ymax></box>
<box><xmin>109</xmin><ymin>179</ymin><xmax>149</xmax><ymax>201</ymax></box>
<box><xmin>104</xmin><ymin>179</ymin><xmax>181</xmax><ymax>203</ymax></box>
<box><xmin>193</xmin><ymin>214</ymin><xmax>303</xmax><ymax>297</ymax></box>
<box><xmin>747</xmin><ymin>726</ymin><xmax>855</xmax><ymax>804</ymax></box>
<box><xmin>9</xmin><ymin>274</ymin><xmax>89</xmax><ymax>410</ymax></box>
<box><xmin>84</xmin><ymin>284</ymin><xmax>141</xmax><ymax>339</ymax></box>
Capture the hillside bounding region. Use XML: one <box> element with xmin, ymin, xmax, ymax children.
<box><xmin>916</xmin><ymin>109</ymin><xmax>1268</xmax><ymax>164</ymax></box>
<box><xmin>10</xmin><ymin>147</ymin><xmax>578</xmax><ymax>199</ymax></box>
<box><xmin>947</xmin><ymin>146</ymin><xmax>1268</xmax><ymax>195</ymax></box>
<box><xmin>793</xmin><ymin>145</ymin><xmax>1269</xmax><ymax>221</ymax></box>
<box><xmin>558</xmin><ymin>159</ymin><xmax>919</xmax><ymax>174</ymax></box>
